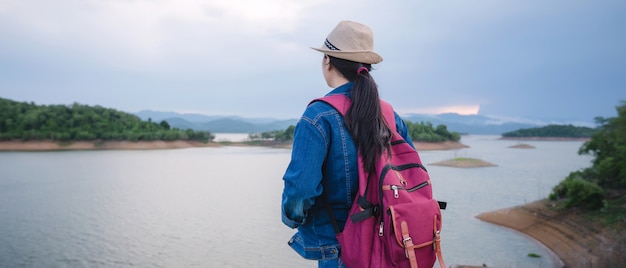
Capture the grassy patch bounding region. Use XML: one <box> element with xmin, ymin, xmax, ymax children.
<box><xmin>551</xmin><ymin>196</ymin><xmax>626</xmax><ymax>230</ymax></box>
<box><xmin>585</xmin><ymin>195</ymin><xmax>626</xmax><ymax>229</ymax></box>
<box><xmin>527</xmin><ymin>253</ymin><xmax>541</xmax><ymax>258</ymax></box>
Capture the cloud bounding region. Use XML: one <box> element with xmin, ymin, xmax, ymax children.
<box><xmin>398</xmin><ymin>105</ymin><xmax>481</xmax><ymax>116</ymax></box>
<box><xmin>0</xmin><ymin>0</ymin><xmax>624</xmax><ymax>122</ymax></box>
<box><xmin>0</xmin><ymin>0</ymin><xmax>327</xmax><ymax>72</ymax></box>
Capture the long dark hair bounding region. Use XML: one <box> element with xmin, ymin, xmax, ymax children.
<box><xmin>328</xmin><ymin>56</ymin><xmax>392</xmax><ymax>174</ymax></box>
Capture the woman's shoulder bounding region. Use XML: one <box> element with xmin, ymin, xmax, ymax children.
<box><xmin>296</xmin><ymin>99</ymin><xmax>343</xmax><ymax>128</ymax></box>
<box><xmin>305</xmin><ymin>98</ymin><xmax>340</xmax><ymax>115</ymax></box>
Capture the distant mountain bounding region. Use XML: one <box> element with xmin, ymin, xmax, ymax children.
<box><xmin>134</xmin><ymin>110</ymin><xmax>298</xmax><ymax>133</ymax></box>
<box><xmin>134</xmin><ymin>110</ymin><xmax>593</xmax><ymax>135</ymax></box>
<box><xmin>198</xmin><ymin>118</ymin><xmax>257</xmax><ymax>133</ymax></box>
<box><xmin>403</xmin><ymin>113</ymin><xmax>541</xmax><ymax>135</ymax></box>
<box><xmin>135</xmin><ymin>110</ymin><xmax>226</xmax><ymax>123</ymax></box>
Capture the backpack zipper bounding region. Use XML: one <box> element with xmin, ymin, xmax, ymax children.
<box><xmin>407</xmin><ymin>181</ymin><xmax>430</xmax><ymax>192</ymax></box>
<box><xmin>387</xmin><ymin>181</ymin><xmax>430</xmax><ymax>198</ymax></box>
<box><xmin>379</xmin><ymin>163</ymin><xmax>427</xmax><ymax>202</ymax></box>
<box><xmin>377</xmin><ymin>163</ymin><xmax>429</xmax><ymax>237</ymax></box>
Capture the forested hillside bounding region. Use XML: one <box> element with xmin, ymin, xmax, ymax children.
<box><xmin>405</xmin><ymin>121</ymin><xmax>461</xmax><ymax>142</ymax></box>
<box><xmin>502</xmin><ymin>124</ymin><xmax>596</xmax><ymax>138</ymax></box>
<box><xmin>0</xmin><ymin>98</ymin><xmax>213</xmax><ymax>143</ymax></box>
<box><xmin>253</xmin><ymin>120</ymin><xmax>461</xmax><ymax>143</ymax></box>
<box><xmin>550</xmin><ymin>101</ymin><xmax>626</xmax><ymax>207</ymax></box>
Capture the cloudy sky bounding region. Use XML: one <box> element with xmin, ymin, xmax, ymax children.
<box><xmin>1</xmin><ymin>0</ymin><xmax>624</xmax><ymax>125</ymax></box>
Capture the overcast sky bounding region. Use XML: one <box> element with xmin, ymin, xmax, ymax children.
<box><xmin>1</xmin><ymin>0</ymin><xmax>624</xmax><ymax>125</ymax></box>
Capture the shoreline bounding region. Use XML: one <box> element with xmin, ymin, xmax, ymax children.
<box><xmin>429</xmin><ymin>158</ymin><xmax>497</xmax><ymax>168</ymax></box>
<box><xmin>499</xmin><ymin>137</ymin><xmax>590</xmax><ymax>141</ymax></box>
<box><xmin>0</xmin><ymin>140</ymin><xmax>221</xmax><ymax>151</ymax></box>
<box><xmin>413</xmin><ymin>141</ymin><xmax>469</xmax><ymax>151</ymax></box>
<box><xmin>476</xmin><ymin>199</ymin><xmax>625</xmax><ymax>268</ymax></box>
<box><xmin>0</xmin><ymin>140</ymin><xmax>468</xmax><ymax>152</ymax></box>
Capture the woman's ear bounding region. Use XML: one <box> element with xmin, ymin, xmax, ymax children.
<box><xmin>323</xmin><ymin>60</ymin><xmax>332</xmax><ymax>74</ymax></box>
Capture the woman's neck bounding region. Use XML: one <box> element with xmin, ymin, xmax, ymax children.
<box><xmin>326</xmin><ymin>74</ymin><xmax>349</xmax><ymax>88</ymax></box>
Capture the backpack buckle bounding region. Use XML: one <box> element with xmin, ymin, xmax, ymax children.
<box><xmin>433</xmin><ymin>230</ymin><xmax>441</xmax><ymax>250</ymax></box>
<box><xmin>402</xmin><ymin>237</ymin><xmax>413</xmax><ymax>258</ymax></box>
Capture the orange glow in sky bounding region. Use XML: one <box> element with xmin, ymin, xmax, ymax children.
<box><xmin>399</xmin><ymin>105</ymin><xmax>481</xmax><ymax>115</ymax></box>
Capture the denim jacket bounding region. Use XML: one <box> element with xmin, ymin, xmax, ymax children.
<box><xmin>281</xmin><ymin>82</ymin><xmax>415</xmax><ymax>260</ymax></box>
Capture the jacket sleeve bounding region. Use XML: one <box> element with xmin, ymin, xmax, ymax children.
<box><xmin>281</xmin><ymin>114</ymin><xmax>328</xmax><ymax>228</ymax></box>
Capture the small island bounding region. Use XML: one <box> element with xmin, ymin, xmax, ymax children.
<box><xmin>500</xmin><ymin>124</ymin><xmax>595</xmax><ymax>141</ymax></box>
<box><xmin>508</xmin><ymin>143</ymin><xmax>535</xmax><ymax>149</ymax></box>
<box><xmin>429</xmin><ymin>157</ymin><xmax>497</xmax><ymax>168</ymax></box>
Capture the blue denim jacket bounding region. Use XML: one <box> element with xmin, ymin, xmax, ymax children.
<box><xmin>281</xmin><ymin>82</ymin><xmax>415</xmax><ymax>260</ymax></box>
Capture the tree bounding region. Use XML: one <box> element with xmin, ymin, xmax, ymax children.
<box><xmin>578</xmin><ymin>101</ymin><xmax>626</xmax><ymax>189</ymax></box>
<box><xmin>159</xmin><ymin>120</ymin><xmax>171</xmax><ymax>130</ymax></box>
<box><xmin>550</xmin><ymin>101</ymin><xmax>626</xmax><ymax>210</ymax></box>
<box><xmin>284</xmin><ymin>125</ymin><xmax>296</xmax><ymax>140</ymax></box>
<box><xmin>0</xmin><ymin>97</ymin><xmax>214</xmax><ymax>143</ymax></box>
<box><xmin>502</xmin><ymin>124</ymin><xmax>597</xmax><ymax>138</ymax></box>
<box><xmin>405</xmin><ymin>120</ymin><xmax>460</xmax><ymax>142</ymax></box>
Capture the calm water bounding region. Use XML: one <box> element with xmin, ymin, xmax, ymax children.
<box><xmin>0</xmin><ymin>135</ymin><xmax>592</xmax><ymax>267</ymax></box>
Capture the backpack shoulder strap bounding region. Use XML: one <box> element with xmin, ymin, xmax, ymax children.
<box><xmin>380</xmin><ymin>99</ymin><xmax>397</xmax><ymax>133</ymax></box>
<box><xmin>310</xmin><ymin>94</ymin><xmax>350</xmax><ymax>115</ymax></box>
<box><xmin>312</xmin><ymin>94</ymin><xmax>397</xmax><ymax>133</ymax></box>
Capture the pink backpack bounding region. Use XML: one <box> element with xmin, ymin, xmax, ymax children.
<box><xmin>316</xmin><ymin>94</ymin><xmax>445</xmax><ymax>268</ymax></box>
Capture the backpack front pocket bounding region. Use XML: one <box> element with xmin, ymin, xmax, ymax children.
<box><xmin>387</xmin><ymin>199</ymin><xmax>441</xmax><ymax>266</ymax></box>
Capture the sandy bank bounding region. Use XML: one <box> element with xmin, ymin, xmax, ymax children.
<box><xmin>414</xmin><ymin>141</ymin><xmax>469</xmax><ymax>151</ymax></box>
<box><xmin>429</xmin><ymin>158</ymin><xmax>497</xmax><ymax>168</ymax></box>
<box><xmin>500</xmin><ymin>137</ymin><xmax>590</xmax><ymax>141</ymax></box>
<box><xmin>476</xmin><ymin>200</ymin><xmax>626</xmax><ymax>267</ymax></box>
<box><xmin>0</xmin><ymin>140</ymin><xmax>220</xmax><ymax>151</ymax></box>
<box><xmin>509</xmin><ymin>143</ymin><xmax>536</xmax><ymax>149</ymax></box>
<box><xmin>256</xmin><ymin>141</ymin><xmax>469</xmax><ymax>151</ymax></box>
<box><xmin>0</xmin><ymin>140</ymin><xmax>468</xmax><ymax>152</ymax></box>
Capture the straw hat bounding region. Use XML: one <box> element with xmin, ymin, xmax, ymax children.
<box><xmin>311</xmin><ymin>20</ymin><xmax>383</xmax><ymax>64</ymax></box>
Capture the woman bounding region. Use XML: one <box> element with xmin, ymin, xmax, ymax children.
<box><xmin>281</xmin><ymin>20</ymin><xmax>415</xmax><ymax>268</ymax></box>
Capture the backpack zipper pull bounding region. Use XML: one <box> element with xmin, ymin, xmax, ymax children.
<box><xmin>394</xmin><ymin>170</ymin><xmax>407</xmax><ymax>186</ymax></box>
<box><xmin>391</xmin><ymin>185</ymin><xmax>399</xmax><ymax>198</ymax></box>
<box><xmin>379</xmin><ymin>221</ymin><xmax>384</xmax><ymax>236</ymax></box>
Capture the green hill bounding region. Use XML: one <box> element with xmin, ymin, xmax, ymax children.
<box><xmin>0</xmin><ymin>98</ymin><xmax>213</xmax><ymax>143</ymax></box>
<box><xmin>502</xmin><ymin>124</ymin><xmax>596</xmax><ymax>138</ymax></box>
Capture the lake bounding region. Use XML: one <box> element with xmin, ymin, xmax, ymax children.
<box><xmin>0</xmin><ymin>135</ymin><xmax>592</xmax><ymax>267</ymax></box>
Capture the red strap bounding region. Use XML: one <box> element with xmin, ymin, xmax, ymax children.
<box><xmin>435</xmin><ymin>232</ymin><xmax>445</xmax><ymax>268</ymax></box>
<box><xmin>433</xmin><ymin>215</ymin><xmax>445</xmax><ymax>268</ymax></box>
<box><xmin>401</xmin><ymin>221</ymin><xmax>419</xmax><ymax>268</ymax></box>
<box><xmin>312</xmin><ymin>94</ymin><xmax>351</xmax><ymax>115</ymax></box>
<box><xmin>312</xmin><ymin>94</ymin><xmax>398</xmax><ymax>133</ymax></box>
